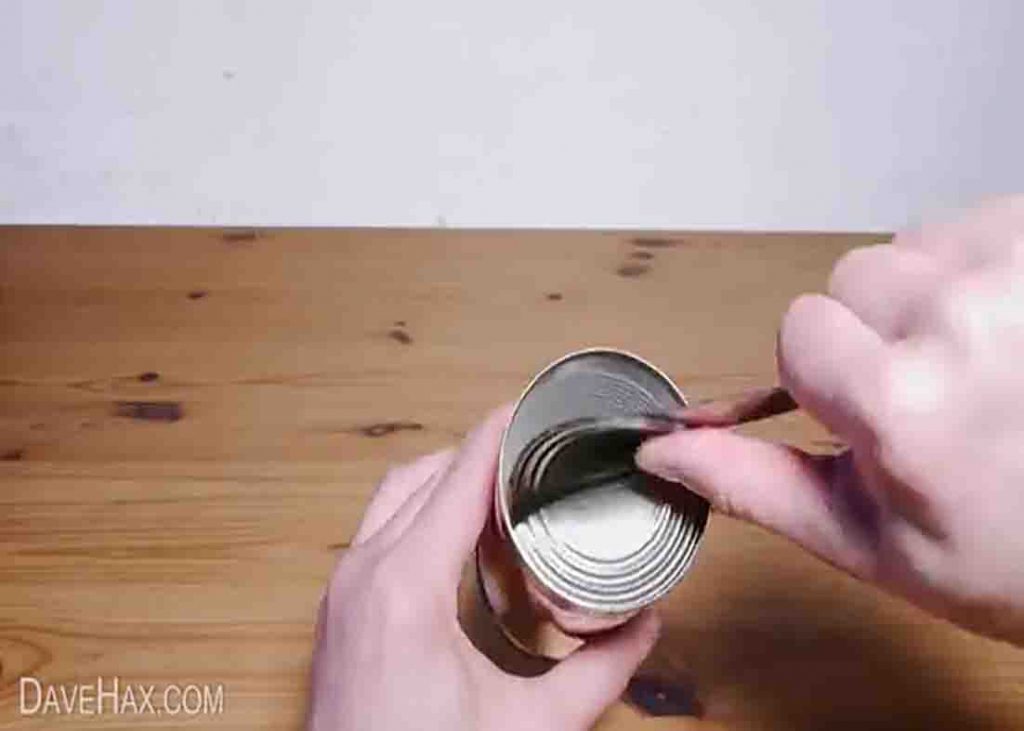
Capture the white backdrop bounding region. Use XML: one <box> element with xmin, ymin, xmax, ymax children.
<box><xmin>2</xmin><ymin>1</ymin><xmax>1022</xmax><ymax>230</ymax></box>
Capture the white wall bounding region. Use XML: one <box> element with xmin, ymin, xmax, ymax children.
<box><xmin>2</xmin><ymin>1</ymin><xmax>1021</xmax><ymax>230</ymax></box>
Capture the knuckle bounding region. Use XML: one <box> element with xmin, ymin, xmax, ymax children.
<box><xmin>827</xmin><ymin>245</ymin><xmax>884</xmax><ymax>300</ymax></box>
<box><xmin>778</xmin><ymin>293</ymin><xmax>831</xmax><ymax>383</ymax></box>
<box><xmin>951</xmin><ymin>269</ymin><xmax>1024</xmax><ymax>334</ymax></box>
<box><xmin>871</xmin><ymin>363</ymin><xmax>916</xmax><ymax>453</ymax></box>
<box><xmin>376</xmin><ymin>466</ymin><xmax>403</xmax><ymax>489</ymax></box>
<box><xmin>378</xmin><ymin>454</ymin><xmax>428</xmax><ymax>486</ymax></box>
<box><xmin>780</xmin><ymin>293</ymin><xmax>825</xmax><ymax>346</ymax></box>
<box><xmin>877</xmin><ymin>356</ymin><xmax>917</xmax><ymax>416</ymax></box>
<box><xmin>921</xmin><ymin>267</ymin><xmax>1018</xmax><ymax>343</ymax></box>
<box><xmin>782</xmin><ymin>292</ymin><xmax>824</xmax><ymax>326</ymax></box>
<box><xmin>327</xmin><ymin>555</ymin><xmax>360</xmax><ymax>601</ymax></box>
<box><xmin>365</xmin><ymin>557</ymin><xmax>401</xmax><ymax>596</ymax></box>
<box><xmin>870</xmin><ymin>350</ymin><xmax>950</xmax><ymax>469</ymax></box>
<box><xmin>928</xmin><ymin>281</ymin><xmax>975</xmax><ymax>336</ymax></box>
<box><xmin>325</xmin><ymin>553</ymin><xmax>423</xmax><ymax>630</ymax></box>
<box><xmin>363</xmin><ymin>556</ymin><xmax>422</xmax><ymax>625</ymax></box>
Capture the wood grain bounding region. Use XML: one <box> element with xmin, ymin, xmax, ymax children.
<box><xmin>1</xmin><ymin>227</ymin><xmax>1021</xmax><ymax>730</ymax></box>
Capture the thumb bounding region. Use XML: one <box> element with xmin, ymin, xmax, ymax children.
<box><xmin>537</xmin><ymin>610</ymin><xmax>660</xmax><ymax>728</ymax></box>
<box><xmin>636</xmin><ymin>428</ymin><xmax>879</xmax><ymax>580</ymax></box>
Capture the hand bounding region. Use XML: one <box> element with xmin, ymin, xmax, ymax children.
<box><xmin>638</xmin><ymin>197</ymin><xmax>1024</xmax><ymax>645</ymax></box>
<box><xmin>308</xmin><ymin>406</ymin><xmax>661</xmax><ymax>731</ymax></box>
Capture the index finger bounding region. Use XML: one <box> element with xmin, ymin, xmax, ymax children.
<box><xmin>397</xmin><ymin>404</ymin><xmax>513</xmax><ymax>584</ymax></box>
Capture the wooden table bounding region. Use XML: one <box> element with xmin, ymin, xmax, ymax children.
<box><xmin>1</xmin><ymin>228</ymin><xmax>1022</xmax><ymax>729</ymax></box>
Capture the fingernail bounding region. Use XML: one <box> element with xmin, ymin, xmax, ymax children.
<box><xmin>636</xmin><ymin>440</ymin><xmax>713</xmax><ymax>503</ymax></box>
<box><xmin>634</xmin><ymin>439</ymin><xmax>681</xmax><ymax>483</ymax></box>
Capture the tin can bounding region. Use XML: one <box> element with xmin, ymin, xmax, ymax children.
<box><xmin>472</xmin><ymin>348</ymin><xmax>709</xmax><ymax>660</ymax></box>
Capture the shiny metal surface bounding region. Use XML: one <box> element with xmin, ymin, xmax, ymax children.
<box><xmin>493</xmin><ymin>349</ymin><xmax>709</xmax><ymax>624</ymax></box>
